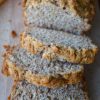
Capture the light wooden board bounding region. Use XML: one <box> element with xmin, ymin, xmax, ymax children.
<box><xmin>0</xmin><ymin>0</ymin><xmax>100</xmax><ymax>100</ymax></box>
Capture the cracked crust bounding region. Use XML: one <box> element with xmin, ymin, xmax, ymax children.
<box><xmin>20</xmin><ymin>32</ymin><xmax>98</xmax><ymax>64</ymax></box>
<box><xmin>8</xmin><ymin>80</ymin><xmax>89</xmax><ymax>100</ymax></box>
<box><xmin>23</xmin><ymin>0</ymin><xmax>95</xmax><ymax>22</ymax></box>
<box><xmin>2</xmin><ymin>46</ymin><xmax>84</xmax><ymax>88</ymax></box>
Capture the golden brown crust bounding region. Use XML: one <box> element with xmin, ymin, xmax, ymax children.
<box><xmin>20</xmin><ymin>33</ymin><xmax>98</xmax><ymax>64</ymax></box>
<box><xmin>3</xmin><ymin>59</ymin><xmax>84</xmax><ymax>88</ymax></box>
<box><xmin>67</xmin><ymin>0</ymin><xmax>95</xmax><ymax>22</ymax></box>
<box><xmin>2</xmin><ymin>45</ymin><xmax>16</xmax><ymax>76</ymax></box>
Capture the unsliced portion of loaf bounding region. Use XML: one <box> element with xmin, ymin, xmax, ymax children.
<box><xmin>23</xmin><ymin>0</ymin><xmax>91</xmax><ymax>35</ymax></box>
<box><xmin>2</xmin><ymin>46</ymin><xmax>84</xmax><ymax>88</ymax></box>
<box><xmin>20</xmin><ymin>27</ymin><xmax>98</xmax><ymax>64</ymax></box>
<box><xmin>8</xmin><ymin>80</ymin><xmax>89</xmax><ymax>100</ymax></box>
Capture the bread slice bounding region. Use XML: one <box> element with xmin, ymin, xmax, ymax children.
<box><xmin>8</xmin><ymin>80</ymin><xmax>89</xmax><ymax>100</ymax></box>
<box><xmin>23</xmin><ymin>0</ymin><xmax>95</xmax><ymax>22</ymax></box>
<box><xmin>20</xmin><ymin>27</ymin><xmax>98</xmax><ymax>64</ymax></box>
<box><xmin>23</xmin><ymin>0</ymin><xmax>91</xmax><ymax>35</ymax></box>
<box><xmin>2</xmin><ymin>46</ymin><xmax>84</xmax><ymax>88</ymax></box>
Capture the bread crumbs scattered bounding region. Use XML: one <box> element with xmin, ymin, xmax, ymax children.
<box><xmin>11</xmin><ymin>30</ymin><xmax>17</xmax><ymax>38</ymax></box>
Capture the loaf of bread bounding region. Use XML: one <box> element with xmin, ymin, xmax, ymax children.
<box><xmin>23</xmin><ymin>0</ymin><xmax>91</xmax><ymax>35</ymax></box>
<box><xmin>20</xmin><ymin>27</ymin><xmax>98</xmax><ymax>64</ymax></box>
<box><xmin>8</xmin><ymin>80</ymin><xmax>89</xmax><ymax>100</ymax></box>
<box><xmin>2</xmin><ymin>46</ymin><xmax>84</xmax><ymax>88</ymax></box>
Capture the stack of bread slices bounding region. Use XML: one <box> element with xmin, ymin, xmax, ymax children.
<box><xmin>2</xmin><ymin>0</ymin><xmax>98</xmax><ymax>100</ymax></box>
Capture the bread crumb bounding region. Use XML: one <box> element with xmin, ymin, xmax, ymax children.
<box><xmin>11</xmin><ymin>30</ymin><xmax>17</xmax><ymax>38</ymax></box>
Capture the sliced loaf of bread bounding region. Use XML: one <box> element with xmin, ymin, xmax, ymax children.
<box><xmin>2</xmin><ymin>46</ymin><xmax>84</xmax><ymax>88</ymax></box>
<box><xmin>8</xmin><ymin>80</ymin><xmax>89</xmax><ymax>100</ymax></box>
<box><xmin>23</xmin><ymin>0</ymin><xmax>91</xmax><ymax>35</ymax></box>
<box><xmin>20</xmin><ymin>27</ymin><xmax>98</xmax><ymax>64</ymax></box>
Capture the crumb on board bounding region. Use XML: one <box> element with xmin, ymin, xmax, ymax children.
<box><xmin>11</xmin><ymin>30</ymin><xmax>17</xmax><ymax>38</ymax></box>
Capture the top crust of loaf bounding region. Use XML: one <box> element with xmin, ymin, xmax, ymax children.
<box><xmin>24</xmin><ymin>1</ymin><xmax>91</xmax><ymax>35</ymax></box>
<box><xmin>9</xmin><ymin>80</ymin><xmax>89</xmax><ymax>100</ymax></box>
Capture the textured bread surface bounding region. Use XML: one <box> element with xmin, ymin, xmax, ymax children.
<box><xmin>2</xmin><ymin>46</ymin><xmax>84</xmax><ymax>88</ymax></box>
<box><xmin>23</xmin><ymin>0</ymin><xmax>95</xmax><ymax>22</ymax></box>
<box><xmin>8</xmin><ymin>80</ymin><xmax>89</xmax><ymax>100</ymax></box>
<box><xmin>66</xmin><ymin>0</ymin><xmax>95</xmax><ymax>22</ymax></box>
<box><xmin>23</xmin><ymin>0</ymin><xmax>91</xmax><ymax>35</ymax></box>
<box><xmin>20</xmin><ymin>27</ymin><xmax>98</xmax><ymax>64</ymax></box>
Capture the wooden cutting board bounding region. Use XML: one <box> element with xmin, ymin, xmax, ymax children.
<box><xmin>0</xmin><ymin>0</ymin><xmax>100</xmax><ymax>100</ymax></box>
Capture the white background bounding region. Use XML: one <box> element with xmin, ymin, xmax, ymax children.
<box><xmin>0</xmin><ymin>0</ymin><xmax>100</xmax><ymax>100</ymax></box>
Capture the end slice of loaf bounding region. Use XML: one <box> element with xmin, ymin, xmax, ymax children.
<box><xmin>23</xmin><ymin>0</ymin><xmax>91</xmax><ymax>35</ymax></box>
<box><xmin>8</xmin><ymin>80</ymin><xmax>89</xmax><ymax>100</ymax></box>
<box><xmin>20</xmin><ymin>27</ymin><xmax>98</xmax><ymax>64</ymax></box>
<box><xmin>2</xmin><ymin>46</ymin><xmax>84</xmax><ymax>88</ymax></box>
<box><xmin>23</xmin><ymin>0</ymin><xmax>95</xmax><ymax>22</ymax></box>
